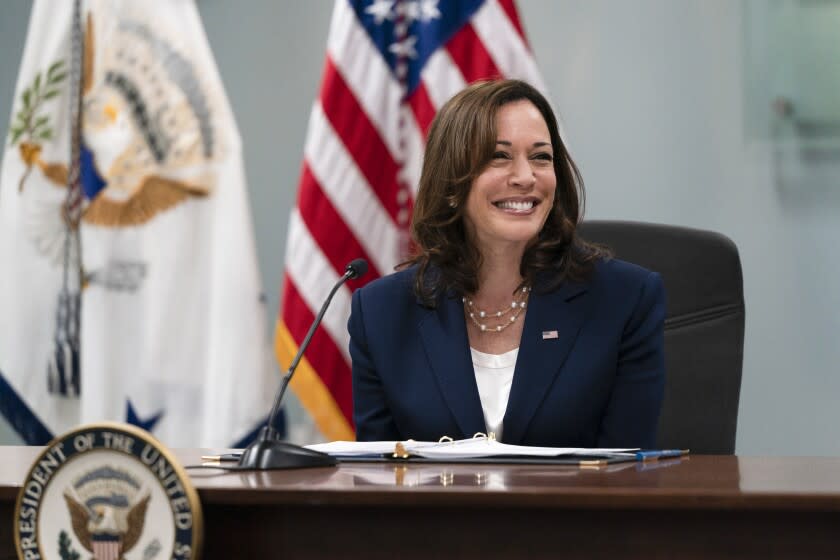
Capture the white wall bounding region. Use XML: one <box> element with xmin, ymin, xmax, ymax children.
<box><xmin>518</xmin><ymin>0</ymin><xmax>840</xmax><ymax>455</ymax></box>
<box><xmin>1</xmin><ymin>0</ymin><xmax>838</xmax><ymax>454</ymax></box>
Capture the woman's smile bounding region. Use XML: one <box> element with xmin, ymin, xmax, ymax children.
<box><xmin>492</xmin><ymin>196</ymin><xmax>541</xmax><ymax>214</ymax></box>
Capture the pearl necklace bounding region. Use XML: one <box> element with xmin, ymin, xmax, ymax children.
<box><xmin>463</xmin><ymin>286</ymin><xmax>530</xmax><ymax>333</ymax></box>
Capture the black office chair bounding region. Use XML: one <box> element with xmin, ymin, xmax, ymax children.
<box><xmin>578</xmin><ymin>220</ymin><xmax>745</xmax><ymax>454</ymax></box>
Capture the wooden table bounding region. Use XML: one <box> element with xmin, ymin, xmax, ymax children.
<box><xmin>3</xmin><ymin>447</ymin><xmax>840</xmax><ymax>559</ymax></box>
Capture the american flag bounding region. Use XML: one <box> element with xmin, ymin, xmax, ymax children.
<box><xmin>277</xmin><ymin>0</ymin><xmax>546</xmax><ymax>440</ymax></box>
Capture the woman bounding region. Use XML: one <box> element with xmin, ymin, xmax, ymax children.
<box><xmin>349</xmin><ymin>79</ymin><xmax>665</xmax><ymax>448</ymax></box>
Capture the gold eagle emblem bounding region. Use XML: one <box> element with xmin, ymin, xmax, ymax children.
<box><xmin>12</xmin><ymin>10</ymin><xmax>217</xmax><ymax>232</ymax></box>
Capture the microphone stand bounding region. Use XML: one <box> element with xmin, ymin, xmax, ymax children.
<box><xmin>238</xmin><ymin>259</ymin><xmax>368</xmax><ymax>470</ymax></box>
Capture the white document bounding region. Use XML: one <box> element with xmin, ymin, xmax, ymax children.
<box><xmin>306</xmin><ymin>438</ymin><xmax>637</xmax><ymax>459</ymax></box>
<box><xmin>408</xmin><ymin>440</ymin><xmax>636</xmax><ymax>460</ymax></box>
<box><xmin>305</xmin><ymin>440</ymin><xmax>439</xmax><ymax>456</ymax></box>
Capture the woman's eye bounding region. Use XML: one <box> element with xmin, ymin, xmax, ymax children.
<box><xmin>533</xmin><ymin>152</ymin><xmax>553</xmax><ymax>161</ymax></box>
<box><xmin>493</xmin><ymin>151</ymin><xmax>511</xmax><ymax>159</ymax></box>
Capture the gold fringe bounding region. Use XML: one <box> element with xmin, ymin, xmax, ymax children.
<box><xmin>275</xmin><ymin>320</ymin><xmax>355</xmax><ymax>441</ymax></box>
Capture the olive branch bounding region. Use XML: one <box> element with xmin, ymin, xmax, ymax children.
<box><xmin>57</xmin><ymin>530</ymin><xmax>80</xmax><ymax>560</ymax></box>
<box><xmin>8</xmin><ymin>59</ymin><xmax>66</xmax><ymax>147</ymax></box>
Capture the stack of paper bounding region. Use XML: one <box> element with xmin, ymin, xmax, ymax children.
<box><xmin>306</xmin><ymin>438</ymin><xmax>637</xmax><ymax>460</ymax></box>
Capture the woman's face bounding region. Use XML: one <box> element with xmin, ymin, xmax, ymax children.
<box><xmin>463</xmin><ymin>100</ymin><xmax>556</xmax><ymax>257</ymax></box>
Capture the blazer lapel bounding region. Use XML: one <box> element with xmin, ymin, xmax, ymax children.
<box><xmin>418</xmin><ymin>295</ymin><xmax>486</xmax><ymax>439</ymax></box>
<box><xmin>502</xmin><ymin>279</ymin><xmax>593</xmax><ymax>445</ymax></box>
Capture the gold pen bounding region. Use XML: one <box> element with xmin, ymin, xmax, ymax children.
<box><xmin>200</xmin><ymin>453</ymin><xmax>242</xmax><ymax>462</ymax></box>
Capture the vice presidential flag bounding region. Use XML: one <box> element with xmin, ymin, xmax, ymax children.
<box><xmin>278</xmin><ymin>0</ymin><xmax>546</xmax><ymax>440</ymax></box>
<box><xmin>0</xmin><ymin>0</ymin><xmax>277</xmax><ymax>447</ymax></box>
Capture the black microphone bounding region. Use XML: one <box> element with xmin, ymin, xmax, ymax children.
<box><xmin>345</xmin><ymin>258</ymin><xmax>368</xmax><ymax>280</ymax></box>
<box><xmin>238</xmin><ymin>258</ymin><xmax>369</xmax><ymax>470</ymax></box>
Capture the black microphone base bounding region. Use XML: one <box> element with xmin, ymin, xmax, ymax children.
<box><xmin>237</xmin><ymin>428</ymin><xmax>337</xmax><ymax>470</ymax></box>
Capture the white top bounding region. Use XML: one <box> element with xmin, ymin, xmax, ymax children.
<box><xmin>470</xmin><ymin>346</ymin><xmax>518</xmax><ymax>441</ymax></box>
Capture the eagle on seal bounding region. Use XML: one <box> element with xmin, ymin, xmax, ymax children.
<box><xmin>63</xmin><ymin>492</ymin><xmax>150</xmax><ymax>560</ymax></box>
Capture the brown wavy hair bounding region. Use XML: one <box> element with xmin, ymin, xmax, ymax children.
<box><xmin>403</xmin><ymin>79</ymin><xmax>606</xmax><ymax>306</ymax></box>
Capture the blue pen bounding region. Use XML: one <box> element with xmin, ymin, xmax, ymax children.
<box><xmin>636</xmin><ymin>449</ymin><xmax>689</xmax><ymax>461</ymax></box>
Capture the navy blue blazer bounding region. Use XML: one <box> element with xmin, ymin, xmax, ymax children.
<box><xmin>348</xmin><ymin>258</ymin><xmax>666</xmax><ymax>448</ymax></box>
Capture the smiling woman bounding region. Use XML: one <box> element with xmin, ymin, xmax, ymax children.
<box><xmin>348</xmin><ymin>79</ymin><xmax>667</xmax><ymax>448</ymax></box>
<box><xmin>465</xmin><ymin>100</ymin><xmax>557</xmax><ymax>258</ymax></box>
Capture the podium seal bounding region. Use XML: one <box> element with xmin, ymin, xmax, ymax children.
<box><xmin>14</xmin><ymin>422</ymin><xmax>202</xmax><ymax>560</ymax></box>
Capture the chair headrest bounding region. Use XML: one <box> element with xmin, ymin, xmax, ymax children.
<box><xmin>579</xmin><ymin>220</ymin><xmax>743</xmax><ymax>319</ymax></box>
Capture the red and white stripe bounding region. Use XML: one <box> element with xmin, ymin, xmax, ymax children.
<box><xmin>279</xmin><ymin>0</ymin><xmax>546</xmax><ymax>439</ymax></box>
<box><xmin>92</xmin><ymin>540</ymin><xmax>121</xmax><ymax>560</ymax></box>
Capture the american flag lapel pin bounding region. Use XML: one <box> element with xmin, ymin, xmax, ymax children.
<box><xmin>542</xmin><ymin>330</ymin><xmax>559</xmax><ymax>340</ymax></box>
